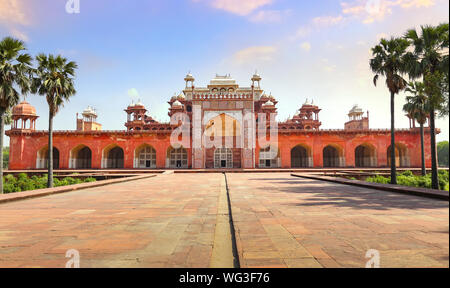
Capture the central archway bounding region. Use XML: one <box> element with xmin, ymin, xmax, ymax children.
<box><xmin>291</xmin><ymin>144</ymin><xmax>312</xmax><ymax>168</ymax></box>
<box><xmin>214</xmin><ymin>148</ymin><xmax>233</xmax><ymax>169</ymax></box>
<box><xmin>355</xmin><ymin>144</ymin><xmax>376</xmax><ymax>167</ymax></box>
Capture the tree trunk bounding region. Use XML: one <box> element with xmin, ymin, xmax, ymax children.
<box><xmin>0</xmin><ymin>107</ymin><xmax>5</xmax><ymax>194</ymax></box>
<box><xmin>420</xmin><ymin>123</ymin><xmax>426</xmax><ymax>176</ymax></box>
<box><xmin>47</xmin><ymin>109</ymin><xmax>54</xmax><ymax>188</ymax></box>
<box><xmin>429</xmin><ymin>109</ymin><xmax>439</xmax><ymax>189</ymax></box>
<box><xmin>390</xmin><ymin>92</ymin><xmax>397</xmax><ymax>184</ymax></box>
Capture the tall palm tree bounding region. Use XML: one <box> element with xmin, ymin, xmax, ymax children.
<box><xmin>0</xmin><ymin>37</ymin><xmax>32</xmax><ymax>194</ymax></box>
<box><xmin>370</xmin><ymin>37</ymin><xmax>409</xmax><ymax>185</ymax></box>
<box><xmin>31</xmin><ymin>54</ymin><xmax>77</xmax><ymax>188</ymax></box>
<box><xmin>404</xmin><ymin>23</ymin><xmax>449</xmax><ymax>189</ymax></box>
<box><xmin>403</xmin><ymin>81</ymin><xmax>428</xmax><ymax>176</ymax></box>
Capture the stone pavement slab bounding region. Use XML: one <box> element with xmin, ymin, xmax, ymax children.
<box><xmin>0</xmin><ymin>174</ymin><xmax>222</xmax><ymax>268</ymax></box>
<box><xmin>226</xmin><ymin>173</ymin><xmax>449</xmax><ymax>268</ymax></box>
<box><xmin>1</xmin><ymin>172</ymin><xmax>448</xmax><ymax>268</ymax></box>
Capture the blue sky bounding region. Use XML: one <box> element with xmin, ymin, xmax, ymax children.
<box><xmin>1</xmin><ymin>0</ymin><xmax>449</xmax><ymax>145</ymax></box>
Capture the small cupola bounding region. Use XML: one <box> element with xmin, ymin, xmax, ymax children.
<box><xmin>11</xmin><ymin>101</ymin><xmax>39</xmax><ymax>131</ymax></box>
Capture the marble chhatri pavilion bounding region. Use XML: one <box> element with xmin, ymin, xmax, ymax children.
<box><xmin>6</xmin><ymin>73</ymin><xmax>436</xmax><ymax>170</ymax></box>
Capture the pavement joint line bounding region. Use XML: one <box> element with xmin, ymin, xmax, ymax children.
<box><xmin>291</xmin><ymin>173</ymin><xmax>449</xmax><ymax>201</ymax></box>
<box><xmin>209</xmin><ymin>173</ymin><xmax>240</xmax><ymax>268</ymax></box>
<box><xmin>0</xmin><ymin>174</ymin><xmax>157</xmax><ymax>205</ymax></box>
<box><xmin>224</xmin><ymin>173</ymin><xmax>241</xmax><ymax>268</ymax></box>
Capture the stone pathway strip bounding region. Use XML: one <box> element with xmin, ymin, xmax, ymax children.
<box><xmin>227</xmin><ymin>173</ymin><xmax>449</xmax><ymax>268</ymax></box>
<box><xmin>0</xmin><ymin>175</ymin><xmax>156</xmax><ymax>204</ymax></box>
<box><xmin>292</xmin><ymin>173</ymin><xmax>449</xmax><ymax>201</ymax></box>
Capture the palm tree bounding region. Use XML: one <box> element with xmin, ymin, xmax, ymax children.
<box><xmin>403</xmin><ymin>81</ymin><xmax>428</xmax><ymax>176</ymax></box>
<box><xmin>0</xmin><ymin>37</ymin><xmax>32</xmax><ymax>194</ymax></box>
<box><xmin>370</xmin><ymin>37</ymin><xmax>409</xmax><ymax>185</ymax></box>
<box><xmin>404</xmin><ymin>23</ymin><xmax>449</xmax><ymax>189</ymax></box>
<box><xmin>31</xmin><ymin>54</ymin><xmax>77</xmax><ymax>188</ymax></box>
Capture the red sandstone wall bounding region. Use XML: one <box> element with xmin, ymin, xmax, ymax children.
<box><xmin>8</xmin><ymin>129</ymin><xmax>432</xmax><ymax>170</ymax></box>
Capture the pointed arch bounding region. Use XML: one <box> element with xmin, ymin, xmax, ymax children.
<box><xmin>69</xmin><ymin>145</ymin><xmax>92</xmax><ymax>169</ymax></box>
<box><xmin>323</xmin><ymin>144</ymin><xmax>344</xmax><ymax>168</ymax></box>
<box><xmin>387</xmin><ymin>143</ymin><xmax>410</xmax><ymax>167</ymax></box>
<box><xmin>167</xmin><ymin>146</ymin><xmax>188</xmax><ymax>169</ymax></box>
<box><xmin>291</xmin><ymin>144</ymin><xmax>313</xmax><ymax>168</ymax></box>
<box><xmin>135</xmin><ymin>144</ymin><xmax>156</xmax><ymax>168</ymax></box>
<box><xmin>102</xmin><ymin>144</ymin><xmax>124</xmax><ymax>169</ymax></box>
<box><xmin>355</xmin><ymin>143</ymin><xmax>377</xmax><ymax>167</ymax></box>
<box><xmin>36</xmin><ymin>146</ymin><xmax>60</xmax><ymax>169</ymax></box>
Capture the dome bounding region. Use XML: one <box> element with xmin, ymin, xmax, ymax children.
<box><xmin>177</xmin><ymin>93</ymin><xmax>185</xmax><ymax>100</ymax></box>
<box><xmin>12</xmin><ymin>101</ymin><xmax>37</xmax><ymax>116</ymax></box>
<box><xmin>185</xmin><ymin>73</ymin><xmax>195</xmax><ymax>81</ymax></box>
<box><xmin>172</xmin><ymin>100</ymin><xmax>182</xmax><ymax>107</ymax></box>
<box><xmin>252</xmin><ymin>72</ymin><xmax>262</xmax><ymax>81</ymax></box>
<box><xmin>349</xmin><ymin>105</ymin><xmax>363</xmax><ymax>114</ymax></box>
<box><xmin>263</xmin><ymin>100</ymin><xmax>274</xmax><ymax>106</ymax></box>
<box><xmin>82</xmin><ymin>106</ymin><xmax>97</xmax><ymax>117</ymax></box>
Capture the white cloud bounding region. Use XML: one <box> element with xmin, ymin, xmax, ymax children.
<box><xmin>10</xmin><ymin>27</ymin><xmax>28</xmax><ymax>41</ymax></box>
<box><xmin>376</xmin><ymin>32</ymin><xmax>389</xmax><ymax>41</ymax></box>
<box><xmin>341</xmin><ymin>0</ymin><xmax>436</xmax><ymax>24</ymax></box>
<box><xmin>295</xmin><ymin>15</ymin><xmax>344</xmax><ymax>39</ymax></box>
<box><xmin>321</xmin><ymin>59</ymin><xmax>337</xmax><ymax>72</ymax></box>
<box><xmin>196</xmin><ymin>0</ymin><xmax>274</xmax><ymax>16</ymax></box>
<box><xmin>300</xmin><ymin>42</ymin><xmax>311</xmax><ymax>52</ymax></box>
<box><xmin>232</xmin><ymin>46</ymin><xmax>277</xmax><ymax>65</ymax></box>
<box><xmin>0</xmin><ymin>0</ymin><xmax>28</xmax><ymax>25</ymax></box>
<box><xmin>312</xmin><ymin>15</ymin><xmax>344</xmax><ymax>27</ymax></box>
<box><xmin>249</xmin><ymin>9</ymin><xmax>291</xmax><ymax>23</ymax></box>
<box><xmin>0</xmin><ymin>0</ymin><xmax>30</xmax><ymax>41</ymax></box>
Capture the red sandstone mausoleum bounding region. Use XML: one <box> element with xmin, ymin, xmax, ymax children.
<box><xmin>6</xmin><ymin>73</ymin><xmax>437</xmax><ymax>170</ymax></box>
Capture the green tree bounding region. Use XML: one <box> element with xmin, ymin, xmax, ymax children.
<box><xmin>2</xmin><ymin>147</ymin><xmax>9</xmax><ymax>169</ymax></box>
<box><xmin>0</xmin><ymin>37</ymin><xmax>32</xmax><ymax>194</ymax></box>
<box><xmin>404</xmin><ymin>23</ymin><xmax>449</xmax><ymax>189</ymax></box>
<box><xmin>403</xmin><ymin>81</ymin><xmax>428</xmax><ymax>176</ymax></box>
<box><xmin>31</xmin><ymin>54</ymin><xmax>77</xmax><ymax>188</ymax></box>
<box><xmin>438</xmin><ymin>141</ymin><xmax>449</xmax><ymax>167</ymax></box>
<box><xmin>370</xmin><ymin>37</ymin><xmax>410</xmax><ymax>185</ymax></box>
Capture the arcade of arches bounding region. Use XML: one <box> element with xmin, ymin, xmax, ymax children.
<box><xmin>28</xmin><ymin>140</ymin><xmax>420</xmax><ymax>170</ymax></box>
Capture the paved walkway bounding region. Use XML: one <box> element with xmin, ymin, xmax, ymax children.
<box><xmin>0</xmin><ymin>174</ymin><xmax>221</xmax><ymax>268</ymax></box>
<box><xmin>227</xmin><ymin>173</ymin><xmax>449</xmax><ymax>268</ymax></box>
<box><xmin>0</xmin><ymin>173</ymin><xmax>448</xmax><ymax>268</ymax></box>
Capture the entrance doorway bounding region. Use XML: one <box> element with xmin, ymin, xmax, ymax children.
<box><xmin>214</xmin><ymin>148</ymin><xmax>233</xmax><ymax>169</ymax></box>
